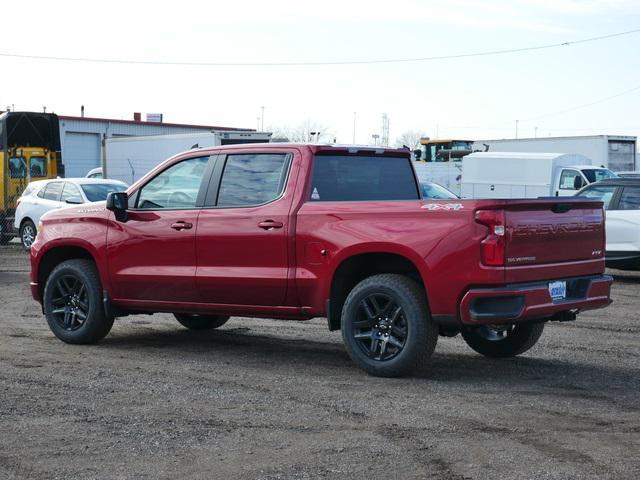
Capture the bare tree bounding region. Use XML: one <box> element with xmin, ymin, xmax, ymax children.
<box><xmin>268</xmin><ymin>120</ymin><xmax>334</xmax><ymax>143</ymax></box>
<box><xmin>394</xmin><ymin>130</ymin><xmax>427</xmax><ymax>150</ymax></box>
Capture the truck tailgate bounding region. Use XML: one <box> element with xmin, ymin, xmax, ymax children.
<box><xmin>502</xmin><ymin>198</ymin><xmax>605</xmax><ymax>282</ymax></box>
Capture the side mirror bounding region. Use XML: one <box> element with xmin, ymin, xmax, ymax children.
<box><xmin>106</xmin><ymin>191</ymin><xmax>129</xmax><ymax>222</ymax></box>
<box><xmin>413</xmin><ymin>149</ymin><xmax>422</xmax><ymax>160</ymax></box>
<box><xmin>65</xmin><ymin>196</ymin><xmax>83</xmax><ymax>205</ymax></box>
<box><xmin>573</xmin><ymin>176</ymin><xmax>585</xmax><ymax>190</ymax></box>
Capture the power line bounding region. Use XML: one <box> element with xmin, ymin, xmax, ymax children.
<box><xmin>522</xmin><ymin>83</ymin><xmax>640</xmax><ymax>122</ymax></box>
<box><xmin>0</xmin><ymin>28</ymin><xmax>639</xmax><ymax>67</ymax></box>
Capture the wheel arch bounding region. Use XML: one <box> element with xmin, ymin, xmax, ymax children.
<box><xmin>36</xmin><ymin>243</ymin><xmax>106</xmax><ymax>300</ymax></box>
<box><xmin>326</xmin><ymin>245</ymin><xmax>431</xmax><ymax>331</ymax></box>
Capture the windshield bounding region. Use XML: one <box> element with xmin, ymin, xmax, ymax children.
<box><xmin>81</xmin><ymin>183</ymin><xmax>127</xmax><ymax>202</ymax></box>
<box><xmin>582</xmin><ymin>168</ymin><xmax>617</xmax><ymax>183</ymax></box>
<box><xmin>421</xmin><ymin>182</ymin><xmax>458</xmax><ymax>199</ymax></box>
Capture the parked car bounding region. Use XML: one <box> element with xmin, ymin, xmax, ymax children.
<box><xmin>15</xmin><ymin>178</ymin><xmax>127</xmax><ymax>250</ymax></box>
<box><xmin>420</xmin><ymin>181</ymin><xmax>458</xmax><ymax>199</ymax></box>
<box><xmin>30</xmin><ymin>144</ymin><xmax>612</xmax><ymax>377</ymax></box>
<box><xmin>576</xmin><ymin>177</ymin><xmax>640</xmax><ymax>270</ymax></box>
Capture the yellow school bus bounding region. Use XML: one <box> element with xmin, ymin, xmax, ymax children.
<box><xmin>0</xmin><ymin>112</ymin><xmax>62</xmax><ymax>243</ymax></box>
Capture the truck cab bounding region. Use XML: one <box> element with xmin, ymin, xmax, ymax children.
<box><xmin>1</xmin><ymin>112</ymin><xmax>63</xmax><ymax>243</ymax></box>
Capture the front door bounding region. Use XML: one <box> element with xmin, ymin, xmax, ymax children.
<box><xmin>195</xmin><ymin>151</ymin><xmax>295</xmax><ymax>306</ymax></box>
<box><xmin>107</xmin><ymin>155</ymin><xmax>212</xmax><ymax>303</ymax></box>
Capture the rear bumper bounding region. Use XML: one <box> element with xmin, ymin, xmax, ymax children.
<box><xmin>460</xmin><ymin>274</ymin><xmax>612</xmax><ymax>325</ymax></box>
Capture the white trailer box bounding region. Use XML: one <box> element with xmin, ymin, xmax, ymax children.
<box><xmin>105</xmin><ymin>131</ymin><xmax>272</xmax><ymax>184</ymax></box>
<box><xmin>460</xmin><ymin>152</ymin><xmax>616</xmax><ymax>199</ymax></box>
<box><xmin>473</xmin><ymin>135</ymin><xmax>636</xmax><ymax>172</ymax></box>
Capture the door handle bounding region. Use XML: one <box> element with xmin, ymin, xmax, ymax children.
<box><xmin>258</xmin><ymin>220</ymin><xmax>283</xmax><ymax>230</ymax></box>
<box><xmin>171</xmin><ymin>221</ymin><xmax>193</xmax><ymax>231</ymax></box>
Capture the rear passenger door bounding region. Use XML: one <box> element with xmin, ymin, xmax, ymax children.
<box><xmin>32</xmin><ymin>181</ymin><xmax>64</xmax><ymax>223</ymax></box>
<box><xmin>195</xmin><ymin>151</ymin><xmax>296</xmax><ymax>306</ymax></box>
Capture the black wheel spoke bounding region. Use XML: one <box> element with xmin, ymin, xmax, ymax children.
<box><xmin>354</xmin><ymin>330</ymin><xmax>373</xmax><ymax>339</ymax></box>
<box><xmin>387</xmin><ymin>335</ymin><xmax>404</xmax><ymax>349</ymax></box>
<box><xmin>369</xmin><ymin>337</ymin><xmax>380</xmax><ymax>358</ymax></box>
<box><xmin>56</xmin><ymin>279</ymin><xmax>69</xmax><ymax>297</ymax></box>
<box><xmin>360</xmin><ymin>298</ymin><xmax>377</xmax><ymax>319</ymax></box>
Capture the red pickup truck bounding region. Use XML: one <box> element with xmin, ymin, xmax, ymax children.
<box><xmin>30</xmin><ymin>144</ymin><xmax>612</xmax><ymax>377</ymax></box>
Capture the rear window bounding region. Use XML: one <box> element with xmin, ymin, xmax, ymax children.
<box><xmin>310</xmin><ymin>155</ymin><xmax>419</xmax><ymax>201</ymax></box>
<box><xmin>81</xmin><ymin>183</ymin><xmax>127</xmax><ymax>202</ymax></box>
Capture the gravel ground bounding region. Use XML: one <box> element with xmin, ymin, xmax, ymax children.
<box><xmin>0</xmin><ymin>243</ymin><xmax>638</xmax><ymax>480</ymax></box>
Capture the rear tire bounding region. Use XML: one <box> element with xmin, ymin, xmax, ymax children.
<box><xmin>20</xmin><ymin>219</ymin><xmax>36</xmax><ymax>250</ymax></box>
<box><xmin>174</xmin><ymin>314</ymin><xmax>230</xmax><ymax>330</ymax></box>
<box><xmin>341</xmin><ymin>274</ymin><xmax>438</xmax><ymax>377</ymax></box>
<box><xmin>43</xmin><ymin>259</ymin><xmax>114</xmax><ymax>344</ymax></box>
<box><xmin>461</xmin><ymin>322</ymin><xmax>545</xmax><ymax>358</ymax></box>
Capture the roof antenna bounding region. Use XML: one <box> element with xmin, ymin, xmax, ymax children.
<box><xmin>191</xmin><ymin>143</ymin><xmax>199</xmax><ymax>149</ymax></box>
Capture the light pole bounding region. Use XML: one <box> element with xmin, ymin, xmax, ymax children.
<box><xmin>260</xmin><ymin>106</ymin><xmax>265</xmax><ymax>131</ymax></box>
<box><xmin>352</xmin><ymin>112</ymin><xmax>356</xmax><ymax>144</ymax></box>
<box><xmin>372</xmin><ymin>134</ymin><xmax>380</xmax><ymax>146</ymax></box>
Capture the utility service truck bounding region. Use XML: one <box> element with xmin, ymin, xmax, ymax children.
<box><xmin>461</xmin><ymin>152</ymin><xmax>616</xmax><ymax>199</ymax></box>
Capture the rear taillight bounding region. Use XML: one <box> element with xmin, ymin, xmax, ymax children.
<box><xmin>475</xmin><ymin>209</ymin><xmax>506</xmax><ymax>266</ymax></box>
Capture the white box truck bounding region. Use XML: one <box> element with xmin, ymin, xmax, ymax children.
<box><xmin>104</xmin><ymin>130</ymin><xmax>272</xmax><ymax>184</ymax></box>
<box><xmin>461</xmin><ymin>152</ymin><xmax>616</xmax><ymax>199</ymax></box>
<box><xmin>472</xmin><ymin>135</ymin><xmax>636</xmax><ymax>172</ymax></box>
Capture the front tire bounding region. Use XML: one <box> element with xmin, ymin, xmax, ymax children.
<box><xmin>174</xmin><ymin>314</ymin><xmax>230</xmax><ymax>330</ymax></box>
<box><xmin>43</xmin><ymin>259</ymin><xmax>114</xmax><ymax>344</ymax></box>
<box><xmin>461</xmin><ymin>322</ymin><xmax>545</xmax><ymax>358</ymax></box>
<box><xmin>20</xmin><ymin>219</ymin><xmax>36</xmax><ymax>250</ymax></box>
<box><xmin>341</xmin><ymin>274</ymin><xmax>438</xmax><ymax>377</ymax></box>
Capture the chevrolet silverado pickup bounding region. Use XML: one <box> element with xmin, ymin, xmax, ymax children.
<box><xmin>30</xmin><ymin>144</ymin><xmax>613</xmax><ymax>377</ymax></box>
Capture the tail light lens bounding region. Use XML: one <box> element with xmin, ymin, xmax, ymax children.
<box><xmin>475</xmin><ymin>209</ymin><xmax>506</xmax><ymax>266</ymax></box>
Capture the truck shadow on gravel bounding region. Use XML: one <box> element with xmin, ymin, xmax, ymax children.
<box><xmin>96</xmin><ymin>326</ymin><xmax>639</xmax><ymax>396</ymax></box>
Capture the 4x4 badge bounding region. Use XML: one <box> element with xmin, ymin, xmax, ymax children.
<box><xmin>422</xmin><ymin>203</ymin><xmax>464</xmax><ymax>211</ymax></box>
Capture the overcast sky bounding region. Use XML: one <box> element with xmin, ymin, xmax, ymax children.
<box><xmin>1</xmin><ymin>0</ymin><xmax>639</xmax><ymax>144</ymax></box>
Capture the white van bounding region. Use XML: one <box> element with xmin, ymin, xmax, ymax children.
<box><xmin>461</xmin><ymin>152</ymin><xmax>616</xmax><ymax>199</ymax></box>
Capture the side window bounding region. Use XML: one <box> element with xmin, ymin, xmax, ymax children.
<box><xmin>216</xmin><ymin>153</ymin><xmax>289</xmax><ymax>207</ymax></box>
<box><xmin>617</xmin><ymin>187</ymin><xmax>640</xmax><ymax>210</ymax></box>
<box><xmin>136</xmin><ymin>156</ymin><xmax>209</xmax><ymax>209</ymax></box>
<box><xmin>579</xmin><ymin>185</ymin><xmax>616</xmax><ymax>209</ymax></box>
<box><xmin>42</xmin><ymin>182</ymin><xmax>63</xmax><ymax>201</ymax></box>
<box><xmin>29</xmin><ymin>156</ymin><xmax>47</xmax><ymax>178</ymax></box>
<box><xmin>559</xmin><ymin>169</ymin><xmax>583</xmax><ymax>190</ymax></box>
<box><xmin>61</xmin><ymin>182</ymin><xmax>83</xmax><ymax>203</ymax></box>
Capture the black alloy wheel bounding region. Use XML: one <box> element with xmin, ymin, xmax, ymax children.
<box><xmin>341</xmin><ymin>274</ymin><xmax>438</xmax><ymax>377</ymax></box>
<box><xmin>49</xmin><ymin>274</ymin><xmax>90</xmax><ymax>331</ymax></box>
<box><xmin>352</xmin><ymin>292</ymin><xmax>408</xmax><ymax>361</ymax></box>
<box><xmin>43</xmin><ymin>259</ymin><xmax>114</xmax><ymax>344</ymax></box>
<box><xmin>461</xmin><ymin>322</ymin><xmax>545</xmax><ymax>358</ymax></box>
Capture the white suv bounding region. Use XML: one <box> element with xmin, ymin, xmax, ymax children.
<box><xmin>577</xmin><ymin>178</ymin><xmax>640</xmax><ymax>270</ymax></box>
<box><xmin>14</xmin><ymin>178</ymin><xmax>127</xmax><ymax>250</ymax></box>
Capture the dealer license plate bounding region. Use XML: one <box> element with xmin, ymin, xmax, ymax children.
<box><xmin>548</xmin><ymin>281</ymin><xmax>567</xmax><ymax>300</ymax></box>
